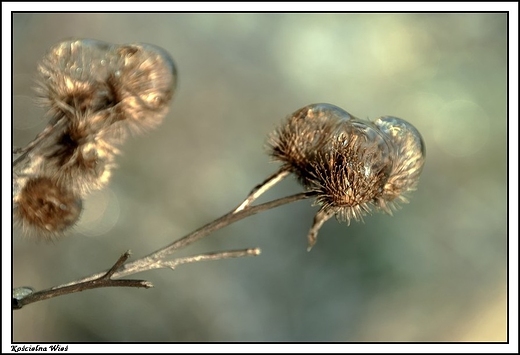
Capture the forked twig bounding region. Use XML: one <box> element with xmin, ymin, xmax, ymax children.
<box><xmin>54</xmin><ymin>191</ymin><xmax>314</xmax><ymax>287</ymax></box>
<box><xmin>13</xmin><ymin>190</ymin><xmax>315</xmax><ymax>309</ymax></box>
<box><xmin>13</xmin><ymin>251</ymin><xmax>151</xmax><ymax>309</ymax></box>
<box><xmin>233</xmin><ymin>168</ymin><xmax>290</xmax><ymax>213</ymax></box>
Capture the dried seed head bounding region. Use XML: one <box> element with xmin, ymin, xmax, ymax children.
<box><xmin>40</xmin><ymin>114</ymin><xmax>118</xmax><ymax>196</ymax></box>
<box><xmin>307</xmin><ymin>122</ymin><xmax>392</xmax><ymax>224</ymax></box>
<box><xmin>26</xmin><ymin>38</ymin><xmax>178</xmax><ymax>198</ymax></box>
<box><xmin>21</xmin><ymin>107</ymin><xmax>119</xmax><ymax>197</ymax></box>
<box><xmin>13</xmin><ymin>176</ymin><xmax>83</xmax><ymax>239</ymax></box>
<box><xmin>35</xmin><ymin>39</ymin><xmax>177</xmax><ymax>135</ymax></box>
<box><xmin>14</xmin><ymin>38</ymin><xmax>178</xmax><ymax>242</ymax></box>
<box><xmin>111</xmin><ymin>43</ymin><xmax>177</xmax><ymax>134</ymax></box>
<box><xmin>35</xmin><ymin>39</ymin><xmax>122</xmax><ymax>122</ymax></box>
<box><xmin>373</xmin><ymin>116</ymin><xmax>426</xmax><ymax>213</ymax></box>
<box><xmin>268</xmin><ymin>104</ymin><xmax>426</xmax><ymax>249</ymax></box>
<box><xmin>268</xmin><ymin>103</ymin><xmax>356</xmax><ymax>184</ymax></box>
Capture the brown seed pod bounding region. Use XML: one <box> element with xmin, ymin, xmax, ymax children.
<box><xmin>268</xmin><ymin>104</ymin><xmax>425</xmax><ymax>250</ymax></box>
<box><xmin>268</xmin><ymin>103</ymin><xmax>357</xmax><ymax>184</ymax></box>
<box><xmin>13</xmin><ymin>39</ymin><xmax>178</xmax><ymax>243</ymax></box>
<box><xmin>35</xmin><ymin>39</ymin><xmax>177</xmax><ymax>136</ymax></box>
<box><xmin>306</xmin><ymin>122</ymin><xmax>392</xmax><ymax>224</ymax></box>
<box><xmin>39</xmin><ymin>111</ymin><xmax>118</xmax><ymax>196</ymax></box>
<box><xmin>13</xmin><ymin>176</ymin><xmax>83</xmax><ymax>240</ymax></box>
<box><xmin>110</xmin><ymin>43</ymin><xmax>177</xmax><ymax>135</ymax></box>
<box><xmin>26</xmin><ymin>38</ymin><xmax>178</xmax><ymax>198</ymax></box>
<box><xmin>35</xmin><ymin>39</ymin><xmax>122</xmax><ymax>123</ymax></box>
<box><xmin>373</xmin><ymin>116</ymin><xmax>426</xmax><ymax>213</ymax></box>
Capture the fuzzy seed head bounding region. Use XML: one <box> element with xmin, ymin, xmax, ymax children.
<box><xmin>14</xmin><ymin>38</ymin><xmax>178</xmax><ymax>242</ymax></box>
<box><xmin>14</xmin><ymin>176</ymin><xmax>83</xmax><ymax>239</ymax></box>
<box><xmin>111</xmin><ymin>43</ymin><xmax>177</xmax><ymax>134</ymax></box>
<box><xmin>35</xmin><ymin>39</ymin><xmax>121</xmax><ymax>121</ymax></box>
<box><xmin>268</xmin><ymin>103</ymin><xmax>425</xmax><ymax>226</ymax></box>
<box><xmin>33</xmin><ymin>111</ymin><xmax>118</xmax><ymax>196</ymax></box>
<box><xmin>373</xmin><ymin>116</ymin><xmax>426</xmax><ymax>213</ymax></box>
<box><xmin>35</xmin><ymin>39</ymin><xmax>177</xmax><ymax>135</ymax></box>
<box><xmin>268</xmin><ymin>103</ymin><xmax>357</xmax><ymax>184</ymax></box>
<box><xmin>308</xmin><ymin>123</ymin><xmax>392</xmax><ymax>223</ymax></box>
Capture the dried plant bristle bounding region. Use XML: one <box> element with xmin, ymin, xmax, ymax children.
<box><xmin>307</xmin><ymin>124</ymin><xmax>392</xmax><ymax>223</ymax></box>
<box><xmin>373</xmin><ymin>116</ymin><xmax>426</xmax><ymax>213</ymax></box>
<box><xmin>35</xmin><ymin>38</ymin><xmax>177</xmax><ymax>135</ymax></box>
<box><xmin>268</xmin><ymin>103</ymin><xmax>357</xmax><ymax>185</ymax></box>
<box><xmin>14</xmin><ymin>38</ymin><xmax>178</xmax><ymax>241</ymax></box>
<box><xmin>267</xmin><ymin>103</ymin><xmax>426</xmax><ymax>249</ymax></box>
<box><xmin>14</xmin><ymin>176</ymin><xmax>83</xmax><ymax>240</ymax></box>
<box><xmin>35</xmin><ymin>39</ymin><xmax>122</xmax><ymax>121</ymax></box>
<box><xmin>113</xmin><ymin>43</ymin><xmax>177</xmax><ymax>134</ymax></box>
<box><xmin>38</xmin><ymin>112</ymin><xmax>119</xmax><ymax>196</ymax></box>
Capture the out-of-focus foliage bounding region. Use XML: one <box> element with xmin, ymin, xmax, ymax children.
<box><xmin>13</xmin><ymin>13</ymin><xmax>507</xmax><ymax>342</ymax></box>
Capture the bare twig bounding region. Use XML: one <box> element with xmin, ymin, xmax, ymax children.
<box><xmin>233</xmin><ymin>168</ymin><xmax>290</xmax><ymax>213</ymax></box>
<box><xmin>130</xmin><ymin>191</ymin><xmax>314</xmax><ymax>269</ymax></box>
<box><xmin>58</xmin><ymin>191</ymin><xmax>314</xmax><ymax>286</ymax></box>
<box><xmin>307</xmin><ymin>209</ymin><xmax>334</xmax><ymax>251</ymax></box>
<box><xmin>156</xmin><ymin>248</ymin><xmax>261</xmax><ymax>270</ymax></box>
<box><xmin>13</xmin><ymin>191</ymin><xmax>315</xmax><ymax>309</ymax></box>
<box><xmin>13</xmin><ymin>251</ymin><xmax>152</xmax><ymax>310</ymax></box>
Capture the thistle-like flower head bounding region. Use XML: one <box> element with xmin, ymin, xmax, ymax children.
<box><xmin>268</xmin><ymin>103</ymin><xmax>425</xmax><ymax>249</ymax></box>
<box><xmin>35</xmin><ymin>38</ymin><xmax>177</xmax><ymax>134</ymax></box>
<box><xmin>14</xmin><ymin>39</ymin><xmax>177</xmax><ymax>239</ymax></box>
<box><xmin>307</xmin><ymin>122</ymin><xmax>393</xmax><ymax>223</ymax></box>
<box><xmin>268</xmin><ymin>103</ymin><xmax>357</xmax><ymax>185</ymax></box>
<box><xmin>13</xmin><ymin>177</ymin><xmax>83</xmax><ymax>240</ymax></box>
<box><xmin>373</xmin><ymin>116</ymin><xmax>426</xmax><ymax>213</ymax></box>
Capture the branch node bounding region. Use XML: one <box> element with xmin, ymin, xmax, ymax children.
<box><xmin>234</xmin><ymin>169</ymin><xmax>290</xmax><ymax>213</ymax></box>
<box><xmin>104</xmin><ymin>251</ymin><xmax>132</xmax><ymax>279</ymax></box>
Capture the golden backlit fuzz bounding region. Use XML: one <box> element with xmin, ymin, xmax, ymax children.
<box><xmin>35</xmin><ymin>39</ymin><xmax>177</xmax><ymax>134</ymax></box>
<box><xmin>268</xmin><ymin>103</ymin><xmax>425</xmax><ymax>249</ymax></box>
<box><xmin>13</xmin><ymin>177</ymin><xmax>83</xmax><ymax>240</ymax></box>
<box><xmin>114</xmin><ymin>43</ymin><xmax>177</xmax><ymax>134</ymax></box>
<box><xmin>14</xmin><ymin>39</ymin><xmax>177</xmax><ymax>240</ymax></box>
<box><xmin>39</xmin><ymin>112</ymin><xmax>119</xmax><ymax>196</ymax></box>
<box><xmin>35</xmin><ymin>39</ymin><xmax>122</xmax><ymax>120</ymax></box>
<box><xmin>373</xmin><ymin>116</ymin><xmax>426</xmax><ymax>213</ymax></box>
<box><xmin>308</xmin><ymin>126</ymin><xmax>392</xmax><ymax>223</ymax></box>
<box><xmin>268</xmin><ymin>103</ymin><xmax>356</xmax><ymax>185</ymax></box>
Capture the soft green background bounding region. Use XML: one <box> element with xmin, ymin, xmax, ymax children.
<box><xmin>13</xmin><ymin>13</ymin><xmax>507</xmax><ymax>342</ymax></box>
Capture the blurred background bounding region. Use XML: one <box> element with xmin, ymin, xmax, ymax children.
<box><xmin>12</xmin><ymin>13</ymin><xmax>507</xmax><ymax>342</ymax></box>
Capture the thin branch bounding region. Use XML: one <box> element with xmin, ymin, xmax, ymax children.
<box><xmin>14</xmin><ymin>191</ymin><xmax>315</xmax><ymax>309</ymax></box>
<box><xmin>12</xmin><ymin>117</ymin><xmax>66</xmax><ymax>168</ymax></box>
<box><xmin>13</xmin><ymin>249</ymin><xmax>262</xmax><ymax>310</ymax></box>
<box><xmin>156</xmin><ymin>248</ymin><xmax>261</xmax><ymax>270</ymax></box>
<box><xmin>13</xmin><ymin>251</ymin><xmax>152</xmax><ymax>310</ymax></box>
<box><xmin>233</xmin><ymin>168</ymin><xmax>290</xmax><ymax>213</ymax></box>
<box><xmin>119</xmin><ymin>191</ymin><xmax>315</xmax><ymax>276</ymax></box>
<box><xmin>104</xmin><ymin>250</ymin><xmax>134</xmax><ymax>277</ymax></box>
<box><xmin>306</xmin><ymin>209</ymin><xmax>334</xmax><ymax>251</ymax></box>
<box><xmin>58</xmin><ymin>191</ymin><xmax>314</xmax><ymax>286</ymax></box>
